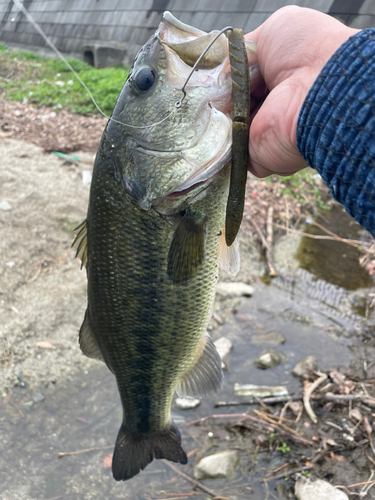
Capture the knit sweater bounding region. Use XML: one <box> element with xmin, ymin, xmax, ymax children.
<box><xmin>297</xmin><ymin>28</ymin><xmax>375</xmax><ymax>238</ymax></box>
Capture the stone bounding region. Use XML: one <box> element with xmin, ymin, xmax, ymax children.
<box><xmin>214</xmin><ymin>337</ymin><xmax>233</xmax><ymax>370</ymax></box>
<box><xmin>215</xmin><ymin>282</ymin><xmax>254</xmax><ymax>297</ymax></box>
<box><xmin>295</xmin><ymin>478</ymin><xmax>349</xmax><ymax>500</ymax></box>
<box><xmin>194</xmin><ymin>450</ymin><xmax>239</xmax><ymax>480</ymax></box>
<box><xmin>292</xmin><ymin>356</ymin><xmax>318</xmax><ymax>379</ymax></box>
<box><xmin>251</xmin><ymin>331</ymin><xmax>286</xmax><ymax>345</ymax></box>
<box><xmin>174</xmin><ymin>397</ymin><xmax>200</xmax><ymax>410</ymax></box>
<box><xmin>0</xmin><ymin>201</ymin><xmax>12</xmax><ymax>211</ymax></box>
<box><xmin>32</xmin><ymin>392</ymin><xmax>45</xmax><ymax>403</ymax></box>
<box><xmin>254</xmin><ymin>350</ymin><xmax>287</xmax><ymax>369</ymax></box>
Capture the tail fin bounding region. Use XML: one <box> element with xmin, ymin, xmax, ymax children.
<box><xmin>112</xmin><ymin>422</ymin><xmax>187</xmax><ymax>481</ymax></box>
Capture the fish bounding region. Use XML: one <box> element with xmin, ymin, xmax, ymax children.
<box><xmin>73</xmin><ymin>11</ymin><xmax>258</xmax><ymax>481</ymax></box>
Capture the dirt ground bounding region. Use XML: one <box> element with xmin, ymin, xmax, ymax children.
<box><xmin>1</xmin><ymin>102</ymin><xmax>375</xmax><ymax>499</ymax></box>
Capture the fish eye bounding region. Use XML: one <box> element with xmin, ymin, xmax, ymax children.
<box><xmin>135</xmin><ymin>67</ymin><xmax>156</xmax><ymax>91</ymax></box>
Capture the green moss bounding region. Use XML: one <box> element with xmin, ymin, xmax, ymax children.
<box><xmin>1</xmin><ymin>47</ymin><xmax>130</xmax><ymax>115</ymax></box>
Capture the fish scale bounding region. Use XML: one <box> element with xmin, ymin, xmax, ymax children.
<box><xmin>86</xmin><ymin>152</ymin><xmax>230</xmax><ymax>433</ymax></box>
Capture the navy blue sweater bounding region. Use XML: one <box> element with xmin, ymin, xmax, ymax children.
<box><xmin>297</xmin><ymin>29</ymin><xmax>375</xmax><ymax>238</ymax></box>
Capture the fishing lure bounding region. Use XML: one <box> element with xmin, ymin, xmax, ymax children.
<box><xmin>225</xmin><ymin>29</ymin><xmax>250</xmax><ymax>247</ymax></box>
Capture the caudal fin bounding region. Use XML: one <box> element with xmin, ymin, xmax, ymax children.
<box><xmin>112</xmin><ymin>422</ymin><xmax>187</xmax><ymax>481</ymax></box>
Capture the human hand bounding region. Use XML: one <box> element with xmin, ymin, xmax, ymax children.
<box><xmin>245</xmin><ymin>6</ymin><xmax>359</xmax><ymax>178</ymax></box>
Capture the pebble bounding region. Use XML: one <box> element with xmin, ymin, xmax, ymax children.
<box><xmin>215</xmin><ymin>282</ymin><xmax>254</xmax><ymax>297</ymax></box>
<box><xmin>16</xmin><ymin>373</ymin><xmax>27</xmax><ymax>388</ymax></box>
<box><xmin>33</xmin><ymin>392</ymin><xmax>45</xmax><ymax>403</ymax></box>
<box><xmin>174</xmin><ymin>397</ymin><xmax>200</xmax><ymax>410</ymax></box>
<box><xmin>254</xmin><ymin>350</ymin><xmax>287</xmax><ymax>369</ymax></box>
<box><xmin>295</xmin><ymin>478</ymin><xmax>349</xmax><ymax>500</ymax></box>
<box><xmin>292</xmin><ymin>356</ymin><xmax>318</xmax><ymax>379</ymax></box>
<box><xmin>251</xmin><ymin>331</ymin><xmax>286</xmax><ymax>345</ymax></box>
<box><xmin>214</xmin><ymin>337</ymin><xmax>233</xmax><ymax>370</ymax></box>
<box><xmin>0</xmin><ymin>201</ymin><xmax>12</xmax><ymax>211</ymax></box>
<box><xmin>194</xmin><ymin>450</ymin><xmax>239</xmax><ymax>480</ymax></box>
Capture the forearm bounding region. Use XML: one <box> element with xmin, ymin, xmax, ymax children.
<box><xmin>297</xmin><ymin>29</ymin><xmax>375</xmax><ymax>238</ymax></box>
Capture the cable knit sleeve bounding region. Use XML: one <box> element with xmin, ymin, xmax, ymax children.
<box><xmin>297</xmin><ymin>29</ymin><xmax>375</xmax><ymax>238</ymax></box>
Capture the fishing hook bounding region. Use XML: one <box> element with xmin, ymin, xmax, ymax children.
<box><xmin>175</xmin><ymin>26</ymin><xmax>234</xmax><ymax>109</ymax></box>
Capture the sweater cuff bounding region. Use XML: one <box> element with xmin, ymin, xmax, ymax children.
<box><xmin>297</xmin><ymin>29</ymin><xmax>375</xmax><ymax>237</ymax></box>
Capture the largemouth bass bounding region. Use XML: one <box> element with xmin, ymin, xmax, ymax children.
<box><xmin>73</xmin><ymin>12</ymin><xmax>258</xmax><ymax>481</ymax></box>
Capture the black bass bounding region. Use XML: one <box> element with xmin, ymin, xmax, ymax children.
<box><xmin>73</xmin><ymin>12</ymin><xmax>257</xmax><ymax>481</ymax></box>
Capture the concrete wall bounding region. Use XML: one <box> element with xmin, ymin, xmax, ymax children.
<box><xmin>0</xmin><ymin>0</ymin><xmax>373</xmax><ymax>67</ymax></box>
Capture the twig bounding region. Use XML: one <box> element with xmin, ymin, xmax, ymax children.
<box><xmin>303</xmin><ymin>372</ymin><xmax>327</xmax><ymax>424</ymax></box>
<box><xmin>263</xmin><ymin>465</ymin><xmax>314</xmax><ymax>482</ymax></box>
<box><xmin>253</xmin><ymin>410</ymin><xmax>313</xmax><ymax>444</ymax></box>
<box><xmin>364</xmin><ymin>416</ymin><xmax>375</xmax><ymax>455</ymax></box>
<box><xmin>162</xmin><ymin>461</ymin><xmax>220</xmax><ymax>499</ymax></box>
<box><xmin>182</xmin><ymin>412</ymin><xmax>313</xmax><ymax>445</ymax></box>
<box><xmin>263</xmin><ymin>480</ymin><xmax>270</xmax><ymax>500</ymax></box>
<box><xmin>214</xmin><ymin>396</ymin><xmax>296</xmax><ymax>408</ymax></box>
<box><xmin>58</xmin><ymin>445</ymin><xmax>112</xmax><ymax>458</ymax></box>
<box><xmin>250</xmin><ymin>218</ymin><xmax>278</xmax><ymax>276</ymax></box>
<box><xmin>266</xmin><ymin>206</ymin><xmax>278</xmax><ymax>277</ymax></box>
<box><xmin>366</xmin><ymin>450</ymin><xmax>375</xmax><ymax>467</ymax></box>
<box><xmin>275</xmin><ymin>223</ymin><xmax>373</xmax><ymax>251</ymax></box>
<box><xmin>313</xmin><ymin>393</ymin><xmax>375</xmax><ymax>409</ymax></box>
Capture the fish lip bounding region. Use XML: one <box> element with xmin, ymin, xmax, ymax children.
<box><xmin>161</xmin><ymin>11</ymin><xmax>207</xmax><ymax>38</ymax></box>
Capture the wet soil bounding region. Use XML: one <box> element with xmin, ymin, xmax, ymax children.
<box><xmin>1</xmin><ymin>135</ymin><xmax>375</xmax><ymax>499</ymax></box>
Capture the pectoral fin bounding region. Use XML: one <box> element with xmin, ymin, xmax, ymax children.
<box><xmin>72</xmin><ymin>219</ymin><xmax>88</xmax><ymax>269</ymax></box>
<box><xmin>167</xmin><ymin>210</ymin><xmax>206</xmax><ymax>283</ymax></box>
<box><xmin>79</xmin><ymin>309</ymin><xmax>104</xmax><ymax>362</ymax></box>
<box><xmin>176</xmin><ymin>333</ymin><xmax>223</xmax><ymax>398</ymax></box>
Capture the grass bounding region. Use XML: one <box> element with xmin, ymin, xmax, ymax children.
<box><xmin>0</xmin><ymin>44</ymin><xmax>129</xmax><ymax>115</ymax></box>
<box><xmin>268</xmin><ymin>168</ymin><xmax>331</xmax><ymax>211</ymax></box>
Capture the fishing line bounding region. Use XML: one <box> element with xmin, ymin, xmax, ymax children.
<box><xmin>12</xmin><ymin>0</ymin><xmax>232</xmax><ymax>130</ymax></box>
<box><xmin>175</xmin><ymin>25</ymin><xmax>233</xmax><ymax>109</ymax></box>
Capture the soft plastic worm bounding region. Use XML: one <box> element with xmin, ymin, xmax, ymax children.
<box><xmin>225</xmin><ymin>29</ymin><xmax>250</xmax><ymax>247</ymax></box>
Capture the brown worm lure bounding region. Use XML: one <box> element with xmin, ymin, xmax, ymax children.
<box><xmin>225</xmin><ymin>29</ymin><xmax>250</xmax><ymax>247</ymax></box>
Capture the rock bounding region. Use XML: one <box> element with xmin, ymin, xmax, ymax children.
<box><xmin>214</xmin><ymin>337</ymin><xmax>233</xmax><ymax>370</ymax></box>
<box><xmin>254</xmin><ymin>350</ymin><xmax>287</xmax><ymax>369</ymax></box>
<box><xmin>289</xmin><ymin>401</ymin><xmax>303</xmax><ymax>416</ymax></box>
<box><xmin>194</xmin><ymin>450</ymin><xmax>238</xmax><ymax>480</ymax></box>
<box><xmin>295</xmin><ymin>478</ymin><xmax>348</xmax><ymax>500</ymax></box>
<box><xmin>251</xmin><ymin>331</ymin><xmax>286</xmax><ymax>345</ymax></box>
<box><xmin>0</xmin><ymin>201</ymin><xmax>12</xmax><ymax>211</ymax></box>
<box><xmin>234</xmin><ymin>384</ymin><xmax>288</xmax><ymax>397</ymax></box>
<box><xmin>174</xmin><ymin>397</ymin><xmax>200</xmax><ymax>410</ymax></box>
<box><xmin>215</xmin><ymin>282</ymin><xmax>254</xmax><ymax>297</ymax></box>
<box><xmin>292</xmin><ymin>356</ymin><xmax>318</xmax><ymax>379</ymax></box>
<box><xmin>32</xmin><ymin>392</ymin><xmax>45</xmax><ymax>403</ymax></box>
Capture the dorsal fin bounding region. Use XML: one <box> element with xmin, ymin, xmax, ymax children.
<box><xmin>176</xmin><ymin>333</ymin><xmax>223</xmax><ymax>399</ymax></box>
<box><xmin>72</xmin><ymin>219</ymin><xmax>88</xmax><ymax>269</ymax></box>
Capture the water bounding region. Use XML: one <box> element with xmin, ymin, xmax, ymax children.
<box><xmin>296</xmin><ymin>206</ymin><xmax>373</xmax><ymax>291</ymax></box>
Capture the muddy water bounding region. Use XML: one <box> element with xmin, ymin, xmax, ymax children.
<box><xmin>1</xmin><ymin>210</ymin><xmax>374</xmax><ymax>500</ymax></box>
